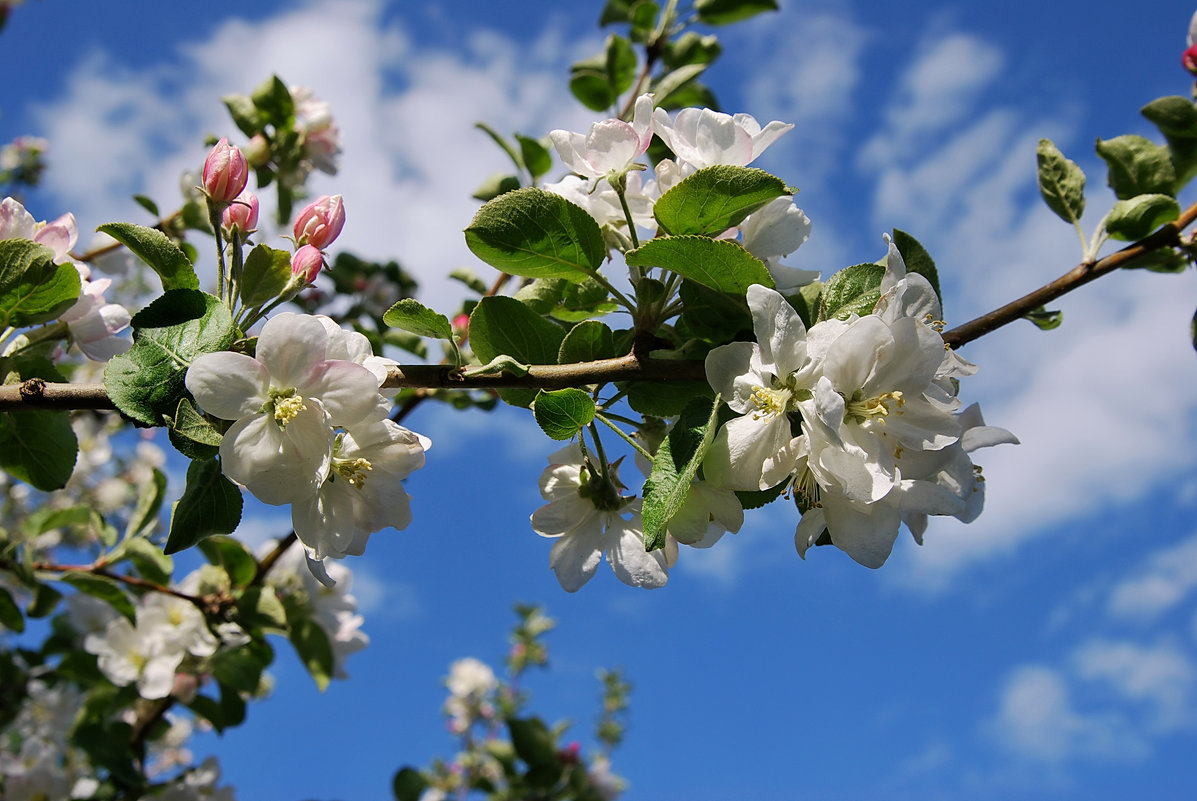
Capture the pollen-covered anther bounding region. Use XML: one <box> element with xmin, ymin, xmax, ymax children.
<box><xmin>272</xmin><ymin>394</ymin><xmax>307</xmax><ymax>428</ymax></box>
<box><xmin>749</xmin><ymin>384</ymin><xmax>792</xmax><ymax>420</ymax></box>
<box><xmin>845</xmin><ymin>390</ymin><xmax>904</xmax><ymax>424</ymax></box>
<box><xmin>795</xmin><ymin>466</ymin><xmax>822</xmax><ymax>512</ymax></box>
<box><xmin>922</xmin><ymin>312</ymin><xmax>946</xmax><ymax>332</ymax></box>
<box><xmin>334</xmin><ymin>456</ymin><xmax>373</xmax><ymax>488</ymax></box>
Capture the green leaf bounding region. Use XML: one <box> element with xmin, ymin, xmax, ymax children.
<box><xmin>626</xmin><ymin>236</ymin><xmax>774</xmax><ymax>295</ymax></box>
<box><xmin>599</xmin><ymin>0</ymin><xmax>636</xmax><ymax>25</ymax></box>
<box><xmin>623</xmin><ymin>377</ymin><xmax>714</xmax><ymax>417</ymax></box>
<box><xmin>652</xmin><ymin>165</ymin><xmax>788</xmax><ymax>236</ymax></box>
<box><xmin>290</xmin><ymin>616</ymin><xmax>334</xmax><ymax>691</ymax></box>
<box><xmin>516</xmin><ymin>277</ymin><xmax>617</xmax><ymax>322</ymax></box>
<box><xmin>1141</xmin><ymin>96</ymin><xmax>1197</xmax><ymax>191</ymax></box>
<box><xmin>251</xmin><ymin>74</ymin><xmax>294</xmax><ymax>128</ymax></box>
<box><xmin>641</xmin><ymin>395</ymin><xmax>721</xmax><ymax>550</ymax></box>
<box><xmin>533</xmin><ymin>388</ymin><xmax>596</xmax><ymax>441</ymax></box>
<box><xmin>507</xmin><ymin>717</ymin><xmax>559</xmax><ymax>768</ymax></box>
<box><xmin>96</xmin><ymin>222</ymin><xmax>198</xmax><ymax>291</ymax></box>
<box><xmin>166</xmin><ymin>397</ymin><xmax>223</xmax><ymax>459</ymax></box>
<box><xmin>26</xmin><ymin>582</ymin><xmax>62</xmax><ymax>619</ymax></box>
<box><xmin>198</xmin><ymin>535</ymin><xmax>257</xmax><ymax>588</ymax></box>
<box><xmin>0</xmin><ymin>410</ymin><xmax>78</xmax><ymax>490</ymax></box>
<box><xmin>0</xmin><ymin>240</ymin><xmax>81</xmax><ymax>328</ymax></box>
<box><xmin>124</xmin><ymin>467</ymin><xmax>167</xmax><ymax>541</ymax></box>
<box><xmin>61</xmin><ymin>574</ymin><xmax>136</xmax><ymax>622</ymax></box>
<box><xmin>558</xmin><ymin>320</ymin><xmax>618</xmax><ymax>364</ymax></box>
<box><xmin>891</xmin><ymin>229</ymin><xmax>943</xmax><ymax>309</ymax></box>
<box><xmin>694</xmin><ymin>0</ymin><xmax>779</xmax><ymax>24</ymax></box>
<box><xmin>237</xmin><ymin>586</ymin><xmax>288</xmax><ymax>632</ymax></box>
<box><xmin>570</xmin><ymin>54</ymin><xmax>615</xmax><ymax>112</ymax></box>
<box><xmin>239</xmin><ymin>244</ymin><xmax>292</xmax><ymax>307</ymax></box>
<box><xmin>165</xmin><ymin>458</ymin><xmax>243</xmax><ymax>555</ymax></box>
<box><xmin>1023</xmin><ymin>306</ymin><xmax>1063</xmax><ymax>331</ymax></box>
<box><xmin>465</xmin><ymin>188</ymin><xmax>605</xmax><ymax>282</ymax></box>
<box><xmin>223</xmin><ymin>93</ymin><xmax>262</xmax><ymax>138</ymax></box>
<box><xmin>468</xmin><ymin>296</ymin><xmax>567</xmax><ymax>407</ymax></box>
<box><xmin>0</xmin><ymin>587</ymin><xmax>24</xmax><ymax>633</ymax></box>
<box><xmin>472</xmin><ymin>172</ymin><xmax>522</xmax><ymax>201</ymax></box>
<box><xmin>72</xmin><ymin>721</ymin><xmax>142</xmax><ymax>789</ymax></box>
<box><xmin>651</xmin><ymin>64</ymin><xmax>709</xmax><ymax>109</ymax></box>
<box><xmin>1036</xmin><ymin>138</ymin><xmax>1086</xmax><ymax>225</ymax></box>
<box><xmin>516</xmin><ymin>135</ymin><xmax>553</xmax><ymax>181</ymax></box>
<box><xmin>120</xmin><ymin>537</ymin><xmax>173</xmax><ymax>586</ymax></box>
<box><xmin>133</xmin><ymin>194</ymin><xmax>160</xmax><ymax>218</ymax></box>
<box><xmin>665</xmin><ymin>33</ymin><xmax>722</xmax><ymax>68</ymax></box>
<box><xmin>605</xmin><ymin>33</ymin><xmax>637</xmax><ymax>96</ymax></box>
<box><xmin>1095</xmin><ymin>135</ymin><xmax>1176</xmax><ymax>199</ymax></box>
<box><xmin>210</xmin><ymin>642</ymin><xmax>269</xmax><ymax>693</ymax></box>
<box><xmin>1191</xmin><ymin>307</ymin><xmax>1197</xmax><ymax>354</ymax></box>
<box><xmin>393</xmin><ymin>768</ymin><xmax>429</xmax><ymax>801</ymax></box>
<box><xmin>817</xmin><ymin>263</ymin><xmax>886</xmax><ymax>322</ymax></box>
<box><xmin>677</xmin><ymin>279</ymin><xmax>752</xmax><ymax>344</ymax></box>
<box><xmin>383</xmin><ymin>298</ymin><xmax>453</xmax><ymax>340</ymax></box>
<box><xmin>1126</xmin><ymin>249</ymin><xmax>1189</xmax><ymax>273</ymax></box>
<box><xmin>104</xmin><ymin>289</ymin><xmax>235</xmax><ymax>426</ymax></box>
<box><xmin>1104</xmin><ymin>193</ymin><xmax>1180</xmax><ymax>241</ymax></box>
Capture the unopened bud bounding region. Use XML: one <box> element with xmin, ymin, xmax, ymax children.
<box><xmin>452</xmin><ymin>313</ymin><xmax>470</xmax><ymax>338</ymax></box>
<box><xmin>222</xmin><ymin>189</ymin><xmax>259</xmax><ymax>237</ymax></box>
<box><xmin>291</xmin><ymin>244</ymin><xmax>325</xmax><ymax>283</ymax></box>
<box><xmin>202</xmin><ymin>138</ymin><xmax>249</xmax><ymax>202</ymax></box>
<box><xmin>292</xmin><ymin>193</ymin><xmax>345</xmax><ymax>249</ymax></box>
<box><xmin>1184</xmin><ymin>44</ymin><xmax>1197</xmax><ymax>76</ymax></box>
<box><xmin>244</xmin><ymin>133</ymin><xmax>271</xmax><ymax>167</ymax></box>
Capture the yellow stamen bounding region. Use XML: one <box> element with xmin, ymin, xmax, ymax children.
<box><xmin>845</xmin><ymin>390</ymin><xmax>904</xmax><ymax>425</ymax></box>
<box><xmin>273</xmin><ymin>394</ymin><xmax>306</xmax><ymax>428</ymax></box>
<box><xmin>750</xmin><ymin>384</ymin><xmax>792</xmax><ymax>420</ymax></box>
<box><xmin>334</xmin><ymin>456</ymin><xmax>373</xmax><ymax>488</ymax></box>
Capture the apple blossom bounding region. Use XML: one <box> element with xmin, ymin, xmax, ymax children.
<box><xmin>651</xmin><ymin>106</ymin><xmax>792</xmax><ymax>170</ymax></box>
<box><xmin>739</xmin><ymin>197</ymin><xmax>819</xmax><ymax>293</ymax></box>
<box><xmin>549</xmin><ymin>93</ymin><xmax>654</xmax><ymax>188</ymax></box>
<box><xmin>83</xmin><ymin>612</ymin><xmax>186</xmax><ymax>699</ymax></box>
<box><xmin>185</xmin><ymin>312</ymin><xmax>384</xmax><ymax>506</ymax></box>
<box><xmin>292</xmin><ymin>85</ymin><xmax>342</xmax><ymax>176</ymax></box>
<box><xmin>201</xmin><ymin>138</ymin><xmax>248</xmax><ymax>202</ymax></box>
<box><xmin>293</xmin><ymin>193</ymin><xmax>345</xmax><ymax>250</ymax></box>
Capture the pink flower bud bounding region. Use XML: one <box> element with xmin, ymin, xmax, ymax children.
<box><xmin>292</xmin><ymin>194</ymin><xmax>345</xmax><ymax>249</ymax></box>
<box><xmin>222</xmin><ymin>189</ymin><xmax>259</xmax><ymax>237</ymax></box>
<box><xmin>291</xmin><ymin>244</ymin><xmax>325</xmax><ymax>283</ymax></box>
<box><xmin>202</xmin><ymin>138</ymin><xmax>249</xmax><ymax>202</ymax></box>
<box><xmin>452</xmin><ymin>313</ymin><xmax>470</xmax><ymax>339</ymax></box>
<box><xmin>1184</xmin><ymin>45</ymin><xmax>1197</xmax><ymax>76</ymax></box>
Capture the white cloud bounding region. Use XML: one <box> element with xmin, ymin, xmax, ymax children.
<box><xmin>1108</xmin><ymin>534</ymin><xmax>1197</xmax><ymax>621</ymax></box>
<box><xmin>987</xmin><ymin>664</ymin><xmax>1148</xmax><ymax>763</ymax></box>
<box><xmin>1072</xmin><ymin>638</ymin><xmax>1197</xmax><ymax>732</ymax></box>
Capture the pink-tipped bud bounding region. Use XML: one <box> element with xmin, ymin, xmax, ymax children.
<box><xmin>292</xmin><ymin>194</ymin><xmax>345</xmax><ymax>250</ymax></box>
<box><xmin>202</xmin><ymin>138</ymin><xmax>249</xmax><ymax>202</ymax></box>
<box><xmin>452</xmin><ymin>313</ymin><xmax>470</xmax><ymax>339</ymax></box>
<box><xmin>222</xmin><ymin>189</ymin><xmax>259</xmax><ymax>237</ymax></box>
<box><xmin>291</xmin><ymin>244</ymin><xmax>325</xmax><ymax>283</ymax></box>
<box><xmin>1184</xmin><ymin>45</ymin><xmax>1197</xmax><ymax>76</ymax></box>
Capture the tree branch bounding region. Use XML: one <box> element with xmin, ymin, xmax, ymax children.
<box><xmin>942</xmin><ymin>200</ymin><xmax>1197</xmax><ymax>349</ymax></box>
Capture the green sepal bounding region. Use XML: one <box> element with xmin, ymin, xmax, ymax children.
<box><xmin>1036</xmin><ymin>138</ymin><xmax>1086</xmax><ymax>225</ymax></box>
<box><xmin>816</xmin><ymin>263</ymin><xmax>885</xmax><ymax>322</ymax></box>
<box><xmin>653</xmin><ymin>165</ymin><xmax>788</xmax><ymax>236</ymax></box>
<box><xmin>1104</xmin><ymin>193</ymin><xmax>1179</xmax><ymax>241</ymax></box>
<box><xmin>0</xmin><ymin>240</ymin><xmax>81</xmax><ymax>328</ymax></box>
<box><xmin>103</xmin><ymin>289</ymin><xmax>234</xmax><ymax>427</ymax></box>
<box><xmin>465</xmin><ymin>188</ymin><xmax>604</xmax><ymax>282</ymax></box>
<box><xmin>164</xmin><ymin>458</ymin><xmax>243</xmax><ymax>555</ymax></box>
<box><xmin>626</xmin><ymin>236</ymin><xmax>774</xmax><ymax>295</ymax></box>
<box><xmin>532</xmin><ymin>388</ymin><xmax>596</xmax><ymax>441</ymax></box>
<box><xmin>641</xmin><ymin>395</ymin><xmax>721</xmax><ymax>551</ymax></box>
<box><xmin>96</xmin><ymin>222</ymin><xmax>198</xmax><ymax>291</ymax></box>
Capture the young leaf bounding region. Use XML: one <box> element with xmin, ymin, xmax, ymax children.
<box><xmin>558</xmin><ymin>320</ymin><xmax>618</xmax><ymax>364</ymax></box>
<box><xmin>1095</xmin><ymin>135</ymin><xmax>1175</xmax><ymax>199</ymax></box>
<box><xmin>96</xmin><ymin>222</ymin><xmax>199</xmax><ymax>291</ymax></box>
<box><xmin>516</xmin><ymin>135</ymin><xmax>553</xmax><ymax>181</ymax></box>
<box><xmin>816</xmin><ymin>263</ymin><xmax>885</xmax><ymax>322</ymax></box>
<box><xmin>1036</xmin><ymin>138</ymin><xmax>1086</xmax><ymax>225</ymax></box>
<box><xmin>507</xmin><ymin>717</ymin><xmax>559</xmax><ymax>768</ymax></box>
<box><xmin>464</xmin><ymin>188</ymin><xmax>604</xmax><ymax>282</ymax></box>
<box><xmin>0</xmin><ymin>240</ymin><xmax>81</xmax><ymax>328</ymax></box>
<box><xmin>198</xmin><ymin>536</ymin><xmax>257</xmax><ymax>589</ymax></box>
<box><xmin>532</xmin><ymin>388</ymin><xmax>596</xmax><ymax>441</ymax></box>
<box><xmin>641</xmin><ymin>395</ymin><xmax>721</xmax><ymax>551</ymax></box>
<box><xmin>626</xmin><ymin>236</ymin><xmax>774</xmax><ymax>295</ymax></box>
<box><xmin>695</xmin><ymin>0</ymin><xmax>779</xmax><ymax>25</ymax></box>
<box><xmin>104</xmin><ymin>290</ymin><xmax>235</xmax><ymax>426</ymax></box>
<box><xmin>393</xmin><ymin>768</ymin><xmax>428</xmax><ymax>801</ymax></box>
<box><xmin>239</xmin><ymin>244</ymin><xmax>292</xmax><ymax>307</ymax></box>
<box><xmin>570</xmin><ymin>53</ymin><xmax>616</xmax><ymax>112</ymax></box>
<box><xmin>119</xmin><ymin>537</ymin><xmax>173</xmax><ymax>586</ymax></box>
<box><xmin>1023</xmin><ymin>305</ymin><xmax>1063</xmax><ymax>331</ymax></box>
<box><xmin>251</xmin><ymin>74</ymin><xmax>294</xmax><ymax>128</ymax></box>
<box><xmin>468</xmin><ymin>296</ymin><xmax>567</xmax><ymax>407</ymax></box>
<box><xmin>1104</xmin><ymin>193</ymin><xmax>1179</xmax><ymax>241</ymax></box>
<box><xmin>164</xmin><ymin>458</ymin><xmax>243</xmax><ymax>555</ymax></box>
<box><xmin>605</xmin><ymin>33</ymin><xmax>637</xmax><ymax>96</ymax></box>
<box><xmin>383</xmin><ymin>298</ymin><xmax>453</xmax><ymax>341</ymax></box>
<box><xmin>1141</xmin><ymin>95</ymin><xmax>1197</xmax><ymax>191</ymax></box>
<box><xmin>652</xmin><ymin>165</ymin><xmax>789</xmax><ymax>236</ymax></box>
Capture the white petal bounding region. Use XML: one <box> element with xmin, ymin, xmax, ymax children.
<box><xmin>186</xmin><ymin>352</ymin><xmax>269</xmax><ymax>420</ymax></box>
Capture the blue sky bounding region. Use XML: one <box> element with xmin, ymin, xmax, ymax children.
<box><xmin>5</xmin><ymin>0</ymin><xmax>1197</xmax><ymax>799</ymax></box>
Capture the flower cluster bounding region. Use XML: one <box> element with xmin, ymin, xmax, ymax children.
<box><xmin>705</xmin><ymin>237</ymin><xmax>1017</xmax><ymax>567</ymax></box>
<box><xmin>186</xmin><ymin>312</ymin><xmax>429</xmax><ymax>583</ymax></box>
<box><xmin>0</xmin><ymin>134</ymin><xmax>49</xmax><ymax>189</ymax></box>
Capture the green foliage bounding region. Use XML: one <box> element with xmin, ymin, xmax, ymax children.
<box><xmin>104</xmin><ymin>289</ymin><xmax>235</xmax><ymax>427</ymax></box>
<box><xmin>641</xmin><ymin>396</ymin><xmax>721</xmax><ymax>550</ymax></box>
<box><xmin>199</xmin><ymin>535</ymin><xmax>258</xmax><ymax>589</ymax></box>
<box><xmin>533</xmin><ymin>388</ymin><xmax>596</xmax><ymax>440</ymax></box>
<box><xmin>817</xmin><ymin>263</ymin><xmax>886</xmax><ymax>322</ymax></box>
<box><xmin>393</xmin><ymin>767</ymin><xmax>428</xmax><ymax>801</ymax></box>
<box><xmin>96</xmin><ymin>222</ymin><xmax>198</xmax><ymax>291</ymax></box>
<box><xmin>166</xmin><ymin>397</ymin><xmax>223</xmax><ymax>460</ymax></box>
<box><xmin>469</xmin><ymin>296</ymin><xmax>567</xmax><ymax>407</ymax></box>
<box><xmin>465</xmin><ymin>188</ymin><xmax>606</xmax><ymax>281</ymax></box>
<box><xmin>383</xmin><ymin>298</ymin><xmax>453</xmax><ymax>340</ymax></box>
<box><xmin>124</xmin><ymin>466</ymin><xmax>168</xmax><ymax>540</ymax></box>
<box><xmin>695</xmin><ymin>0</ymin><xmax>779</xmax><ymax>25</ymax></box>
<box><xmin>165</xmin><ymin>458</ymin><xmax>244</xmax><ymax>554</ymax></box>
<box><xmin>891</xmin><ymin>228</ymin><xmax>943</xmax><ymax>308</ymax></box>
<box><xmin>61</xmin><ymin>573</ymin><xmax>136</xmax><ymax>622</ymax></box>
<box><xmin>569</xmin><ymin>33</ymin><xmax>637</xmax><ymax>111</ymax></box>
<box><xmin>1095</xmin><ymin>135</ymin><xmax>1176</xmax><ymax>199</ymax></box>
<box><xmin>626</xmin><ymin>236</ymin><xmax>774</xmax><ymax>294</ymax></box>
<box><xmin>0</xmin><ymin>239</ymin><xmax>82</xmax><ymax>328</ymax></box>
<box><xmin>1141</xmin><ymin>95</ymin><xmax>1197</xmax><ymax>192</ymax></box>
<box><xmin>0</xmin><ymin>409</ymin><xmax>78</xmax><ymax>490</ymax></box>
<box><xmin>239</xmin><ymin>244</ymin><xmax>292</xmax><ymax>306</ymax></box>
<box><xmin>1037</xmin><ymin>138</ymin><xmax>1086</xmax><ymax>225</ymax></box>
<box><xmin>559</xmin><ymin>320</ymin><xmax>618</xmax><ymax>363</ymax></box>
<box><xmin>289</xmin><ymin>615</ymin><xmax>334</xmax><ymax>691</ymax></box>
<box><xmin>1023</xmin><ymin>305</ymin><xmax>1063</xmax><ymax>331</ymax></box>
<box><xmin>0</xmin><ymin>586</ymin><xmax>24</xmax><ymax>632</ymax></box>
<box><xmin>652</xmin><ymin>165</ymin><xmax>789</xmax><ymax>236</ymax></box>
<box><xmin>1104</xmin><ymin>193</ymin><xmax>1179</xmax><ymax>241</ymax></box>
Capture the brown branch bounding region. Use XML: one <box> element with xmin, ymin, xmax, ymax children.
<box><xmin>942</xmin><ymin>200</ymin><xmax>1197</xmax><ymax>349</ymax></box>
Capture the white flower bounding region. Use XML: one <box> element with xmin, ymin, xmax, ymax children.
<box><xmin>549</xmin><ymin>94</ymin><xmax>654</xmax><ymax>187</ymax></box>
<box><xmin>185</xmin><ymin>313</ymin><xmax>383</xmax><ymax>505</ymax></box>
<box><xmin>543</xmin><ymin>171</ymin><xmax>657</xmax><ymax>233</ymax></box>
<box><xmin>141</xmin><ymin>593</ymin><xmax>219</xmax><ymax>659</ymax></box>
<box><xmin>446</xmin><ymin>656</ymin><xmax>497</xmax><ymax>699</ymax></box>
<box><xmin>651</xmin><ymin>107</ymin><xmax>792</xmax><ymax>169</ymax></box>
<box><xmin>531</xmin><ymin>444</ymin><xmax>671</xmax><ymax>592</ymax></box>
<box><xmin>740</xmin><ymin>197</ymin><xmax>819</xmax><ymax>293</ymax></box>
<box><xmin>83</xmin><ymin>612</ymin><xmax>186</xmax><ymax>700</ymax></box>
<box><xmin>291</xmin><ymin>85</ymin><xmax>341</xmax><ymax>176</ymax></box>
<box><xmin>157</xmin><ymin>756</ymin><xmax>236</xmax><ymax>801</ymax></box>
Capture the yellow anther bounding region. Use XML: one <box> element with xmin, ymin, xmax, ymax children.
<box><xmin>334</xmin><ymin>456</ymin><xmax>373</xmax><ymax>488</ymax></box>
<box><xmin>749</xmin><ymin>384</ymin><xmax>792</xmax><ymax>420</ymax></box>
<box><xmin>845</xmin><ymin>390</ymin><xmax>904</xmax><ymax>424</ymax></box>
<box><xmin>273</xmin><ymin>394</ymin><xmax>306</xmax><ymax>428</ymax></box>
